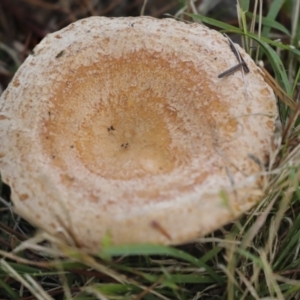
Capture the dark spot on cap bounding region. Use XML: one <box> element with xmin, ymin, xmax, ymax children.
<box><xmin>55</xmin><ymin>50</ymin><xmax>64</xmax><ymax>58</ymax></box>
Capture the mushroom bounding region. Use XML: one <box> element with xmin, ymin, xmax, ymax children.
<box><xmin>0</xmin><ymin>17</ymin><xmax>277</xmax><ymax>252</ymax></box>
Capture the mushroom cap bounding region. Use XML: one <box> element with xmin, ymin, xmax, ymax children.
<box><xmin>0</xmin><ymin>16</ymin><xmax>277</xmax><ymax>252</ymax></box>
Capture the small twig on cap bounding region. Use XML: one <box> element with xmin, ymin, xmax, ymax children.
<box><xmin>150</xmin><ymin>220</ymin><xmax>172</xmax><ymax>240</ymax></box>
<box><xmin>220</xmin><ymin>33</ymin><xmax>250</xmax><ymax>98</ymax></box>
<box><xmin>218</xmin><ymin>61</ymin><xmax>246</xmax><ymax>78</ymax></box>
<box><xmin>217</xmin><ymin>34</ymin><xmax>249</xmax><ymax>78</ymax></box>
<box><xmin>223</xmin><ymin>33</ymin><xmax>249</xmax><ymax>73</ymax></box>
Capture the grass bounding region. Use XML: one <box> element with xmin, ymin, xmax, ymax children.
<box><xmin>1</xmin><ymin>0</ymin><xmax>300</xmax><ymax>299</ymax></box>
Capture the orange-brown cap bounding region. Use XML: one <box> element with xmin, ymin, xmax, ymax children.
<box><xmin>0</xmin><ymin>17</ymin><xmax>277</xmax><ymax>253</ymax></box>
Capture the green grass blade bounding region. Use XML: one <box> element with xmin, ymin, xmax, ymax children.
<box><xmin>239</xmin><ymin>0</ymin><xmax>250</xmax><ymax>12</ymax></box>
<box><xmin>292</xmin><ymin>66</ymin><xmax>300</xmax><ymax>94</ymax></box>
<box><xmin>0</xmin><ymin>277</ymin><xmax>20</xmax><ymax>299</ymax></box>
<box><xmin>94</xmin><ymin>283</ymin><xmax>138</xmax><ymax>295</ymax></box>
<box><xmin>274</xmin><ymin>220</ymin><xmax>300</xmax><ymax>269</ymax></box>
<box><xmin>101</xmin><ymin>244</ymin><xmax>224</xmax><ymax>285</ymax></box>
<box><xmin>262</xmin><ymin>0</ymin><xmax>286</xmax><ymax>38</ymax></box>
<box><xmin>246</xmin><ymin>12</ymin><xmax>291</xmax><ymax>36</ymax></box>
<box><xmin>235</xmin><ymin>249</ymin><xmax>264</xmax><ymax>268</ymax></box>
<box><xmin>187</xmin><ymin>13</ymin><xmax>300</xmax><ymax>56</ymax></box>
<box><xmin>240</xmin><ymin>31</ymin><xmax>293</xmax><ymax>96</ymax></box>
<box><xmin>200</xmin><ymin>246</ymin><xmax>222</xmax><ymax>263</ymax></box>
<box><xmin>0</xmin><ymin>262</ymin><xmax>41</xmax><ymax>275</ymax></box>
<box><xmin>187</xmin><ymin>13</ymin><xmax>243</xmax><ymax>32</ymax></box>
<box><xmin>167</xmin><ymin>273</ymin><xmax>216</xmax><ymax>284</ymax></box>
<box><xmin>74</xmin><ymin>297</ymin><xmax>104</xmax><ymax>300</ymax></box>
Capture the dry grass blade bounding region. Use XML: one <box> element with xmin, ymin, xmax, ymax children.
<box><xmin>260</xmin><ymin>250</ymin><xmax>284</xmax><ymax>299</ymax></box>
<box><xmin>236</xmin><ymin>268</ymin><xmax>260</xmax><ymax>300</ymax></box>
<box><xmin>281</xmin><ymin>103</ymin><xmax>300</xmax><ymax>142</ymax></box>
<box><xmin>133</xmin><ymin>277</ymin><xmax>163</xmax><ymax>300</ymax></box>
<box><xmin>260</xmin><ymin>66</ymin><xmax>297</xmax><ymax>109</ymax></box>
<box><xmin>240</xmin><ymin>196</ymin><xmax>277</xmax><ymax>250</ymax></box>
<box><xmin>0</xmin><ymin>260</ymin><xmax>54</xmax><ymax>300</ymax></box>
<box><xmin>80</xmin><ymin>286</ymin><xmax>109</xmax><ymax>300</ymax></box>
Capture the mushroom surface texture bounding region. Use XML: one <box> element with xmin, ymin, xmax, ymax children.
<box><xmin>0</xmin><ymin>16</ymin><xmax>277</xmax><ymax>253</ymax></box>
